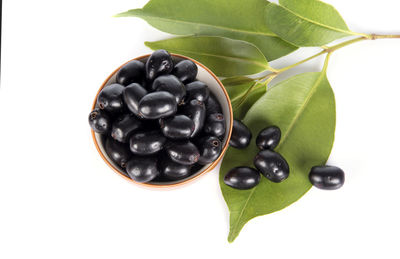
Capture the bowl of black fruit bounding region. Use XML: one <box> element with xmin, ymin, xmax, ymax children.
<box><xmin>89</xmin><ymin>50</ymin><xmax>233</xmax><ymax>187</ymax></box>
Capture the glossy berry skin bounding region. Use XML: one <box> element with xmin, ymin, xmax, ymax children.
<box><xmin>254</xmin><ymin>150</ymin><xmax>289</xmax><ymax>183</ymax></box>
<box><xmin>185</xmin><ymin>81</ymin><xmax>210</xmax><ymax>102</ymax></box>
<box><xmin>130</xmin><ymin>130</ymin><xmax>166</xmax><ymax>155</ymax></box>
<box><xmin>205</xmin><ymin>94</ymin><xmax>222</xmax><ymax>116</ymax></box>
<box><xmin>183</xmin><ymin>99</ymin><xmax>206</xmax><ymax>138</ymax></box>
<box><xmin>105</xmin><ymin>138</ymin><xmax>131</xmax><ymax>168</ymax></box>
<box><xmin>160</xmin><ymin>115</ymin><xmax>194</xmax><ymax>140</ymax></box>
<box><xmin>116</xmin><ymin>60</ymin><xmax>145</xmax><ymax>86</ymax></box>
<box><xmin>138</xmin><ymin>91</ymin><xmax>177</xmax><ymax>119</ymax></box>
<box><xmin>230</xmin><ymin>120</ymin><xmax>252</xmax><ymax>149</ymax></box>
<box><xmin>126</xmin><ymin>156</ymin><xmax>159</xmax><ymax>183</ymax></box>
<box><xmin>172</xmin><ymin>60</ymin><xmax>198</xmax><ymax>84</ymax></box>
<box><xmin>97</xmin><ymin>84</ymin><xmax>125</xmax><ymax>114</ymax></box>
<box><xmin>256</xmin><ymin>126</ymin><xmax>281</xmax><ymax>150</ymax></box>
<box><xmin>123</xmin><ymin>83</ymin><xmax>147</xmax><ymax>116</ymax></box>
<box><xmin>166</xmin><ymin>141</ymin><xmax>200</xmax><ymax>165</ymax></box>
<box><xmin>224</xmin><ymin>167</ymin><xmax>260</xmax><ymax>190</ymax></box>
<box><xmin>146</xmin><ymin>49</ymin><xmax>173</xmax><ymax>81</ymax></box>
<box><xmin>159</xmin><ymin>157</ymin><xmax>192</xmax><ymax>180</ymax></box>
<box><xmin>197</xmin><ymin>136</ymin><xmax>222</xmax><ymax>165</ymax></box>
<box><xmin>111</xmin><ymin>113</ymin><xmax>143</xmax><ymax>143</ymax></box>
<box><xmin>204</xmin><ymin>113</ymin><xmax>225</xmax><ymax>137</ymax></box>
<box><xmin>88</xmin><ymin>109</ymin><xmax>111</xmax><ymax>134</ymax></box>
<box><xmin>309</xmin><ymin>166</ymin><xmax>345</xmax><ymax>190</ymax></box>
<box><xmin>152</xmin><ymin>75</ymin><xmax>186</xmax><ymax>104</ymax></box>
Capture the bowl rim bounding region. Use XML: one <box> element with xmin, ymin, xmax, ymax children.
<box><xmin>91</xmin><ymin>53</ymin><xmax>233</xmax><ymax>189</ymax></box>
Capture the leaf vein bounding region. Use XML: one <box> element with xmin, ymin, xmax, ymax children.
<box><xmin>146</xmin><ymin>46</ymin><xmax>269</xmax><ymax>69</ymax></box>
<box><xmin>277</xmin><ymin>5</ymin><xmax>355</xmax><ymax>36</ymax></box>
<box><xmin>123</xmin><ymin>11</ymin><xmax>277</xmax><ymax>37</ymax></box>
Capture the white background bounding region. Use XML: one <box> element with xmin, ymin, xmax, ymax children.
<box><xmin>1</xmin><ymin>0</ymin><xmax>400</xmax><ymax>258</ymax></box>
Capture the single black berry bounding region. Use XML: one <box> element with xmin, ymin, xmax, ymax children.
<box><xmin>126</xmin><ymin>156</ymin><xmax>159</xmax><ymax>183</ymax></box>
<box><xmin>205</xmin><ymin>94</ymin><xmax>222</xmax><ymax>116</ymax></box>
<box><xmin>254</xmin><ymin>150</ymin><xmax>289</xmax><ymax>183</ymax></box>
<box><xmin>185</xmin><ymin>81</ymin><xmax>210</xmax><ymax>102</ymax></box>
<box><xmin>166</xmin><ymin>141</ymin><xmax>200</xmax><ymax>165</ymax></box>
<box><xmin>196</xmin><ymin>136</ymin><xmax>222</xmax><ymax>165</ymax></box>
<box><xmin>183</xmin><ymin>99</ymin><xmax>206</xmax><ymax>138</ymax></box>
<box><xmin>129</xmin><ymin>130</ymin><xmax>167</xmax><ymax>155</ymax></box>
<box><xmin>88</xmin><ymin>109</ymin><xmax>111</xmax><ymax>134</ymax></box>
<box><xmin>309</xmin><ymin>166</ymin><xmax>345</xmax><ymax>190</ymax></box>
<box><xmin>123</xmin><ymin>83</ymin><xmax>147</xmax><ymax>116</ymax></box>
<box><xmin>256</xmin><ymin>126</ymin><xmax>281</xmax><ymax>150</ymax></box>
<box><xmin>230</xmin><ymin>120</ymin><xmax>252</xmax><ymax>149</ymax></box>
<box><xmin>204</xmin><ymin>113</ymin><xmax>225</xmax><ymax>137</ymax></box>
<box><xmin>111</xmin><ymin>113</ymin><xmax>143</xmax><ymax>143</ymax></box>
<box><xmin>224</xmin><ymin>167</ymin><xmax>261</xmax><ymax>190</ymax></box>
<box><xmin>138</xmin><ymin>91</ymin><xmax>177</xmax><ymax>119</ymax></box>
<box><xmin>146</xmin><ymin>50</ymin><xmax>173</xmax><ymax>81</ymax></box>
<box><xmin>105</xmin><ymin>137</ymin><xmax>132</xmax><ymax>168</ymax></box>
<box><xmin>116</xmin><ymin>60</ymin><xmax>145</xmax><ymax>86</ymax></box>
<box><xmin>97</xmin><ymin>83</ymin><xmax>125</xmax><ymax>114</ymax></box>
<box><xmin>172</xmin><ymin>60</ymin><xmax>198</xmax><ymax>84</ymax></box>
<box><xmin>160</xmin><ymin>115</ymin><xmax>194</xmax><ymax>140</ymax></box>
<box><xmin>152</xmin><ymin>75</ymin><xmax>186</xmax><ymax>104</ymax></box>
<box><xmin>159</xmin><ymin>157</ymin><xmax>192</xmax><ymax>180</ymax></box>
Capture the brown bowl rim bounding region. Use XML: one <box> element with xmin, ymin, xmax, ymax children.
<box><xmin>91</xmin><ymin>53</ymin><xmax>233</xmax><ymax>189</ymax></box>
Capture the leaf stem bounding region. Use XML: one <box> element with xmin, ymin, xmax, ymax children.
<box><xmin>322</xmin><ymin>52</ymin><xmax>332</xmax><ymax>73</ymax></box>
<box><xmin>274</xmin><ymin>33</ymin><xmax>400</xmax><ymax>73</ymax></box>
<box><xmin>236</xmin><ymin>33</ymin><xmax>400</xmax><ymax>111</ymax></box>
<box><xmin>275</xmin><ymin>36</ymin><xmax>368</xmax><ymax>73</ymax></box>
<box><xmin>367</xmin><ymin>34</ymin><xmax>400</xmax><ymax>40</ymax></box>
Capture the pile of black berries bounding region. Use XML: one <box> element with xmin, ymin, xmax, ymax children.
<box><xmin>89</xmin><ymin>50</ymin><xmax>226</xmax><ymax>184</ymax></box>
<box><xmin>224</xmin><ymin>121</ymin><xmax>345</xmax><ymax>190</ymax></box>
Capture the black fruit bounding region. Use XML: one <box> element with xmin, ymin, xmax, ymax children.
<box><xmin>205</xmin><ymin>93</ymin><xmax>222</xmax><ymax>116</ymax></box>
<box><xmin>116</xmin><ymin>60</ymin><xmax>145</xmax><ymax>86</ymax></box>
<box><xmin>97</xmin><ymin>83</ymin><xmax>125</xmax><ymax>114</ymax></box>
<box><xmin>88</xmin><ymin>109</ymin><xmax>111</xmax><ymax>134</ymax></box>
<box><xmin>111</xmin><ymin>113</ymin><xmax>143</xmax><ymax>143</ymax></box>
<box><xmin>152</xmin><ymin>75</ymin><xmax>186</xmax><ymax>104</ymax></box>
<box><xmin>130</xmin><ymin>130</ymin><xmax>167</xmax><ymax>155</ymax></box>
<box><xmin>123</xmin><ymin>83</ymin><xmax>148</xmax><ymax>116</ymax></box>
<box><xmin>204</xmin><ymin>113</ymin><xmax>225</xmax><ymax>137</ymax></box>
<box><xmin>256</xmin><ymin>126</ymin><xmax>281</xmax><ymax>150</ymax></box>
<box><xmin>183</xmin><ymin>99</ymin><xmax>206</xmax><ymax>137</ymax></box>
<box><xmin>309</xmin><ymin>166</ymin><xmax>345</xmax><ymax>190</ymax></box>
<box><xmin>254</xmin><ymin>150</ymin><xmax>289</xmax><ymax>183</ymax></box>
<box><xmin>159</xmin><ymin>157</ymin><xmax>192</xmax><ymax>180</ymax></box>
<box><xmin>197</xmin><ymin>136</ymin><xmax>222</xmax><ymax>165</ymax></box>
<box><xmin>160</xmin><ymin>115</ymin><xmax>194</xmax><ymax>139</ymax></box>
<box><xmin>166</xmin><ymin>141</ymin><xmax>200</xmax><ymax>165</ymax></box>
<box><xmin>138</xmin><ymin>91</ymin><xmax>177</xmax><ymax>119</ymax></box>
<box><xmin>126</xmin><ymin>156</ymin><xmax>159</xmax><ymax>183</ymax></box>
<box><xmin>105</xmin><ymin>138</ymin><xmax>131</xmax><ymax>168</ymax></box>
<box><xmin>224</xmin><ymin>167</ymin><xmax>260</xmax><ymax>190</ymax></box>
<box><xmin>172</xmin><ymin>60</ymin><xmax>198</xmax><ymax>84</ymax></box>
<box><xmin>230</xmin><ymin>120</ymin><xmax>252</xmax><ymax>149</ymax></box>
<box><xmin>146</xmin><ymin>49</ymin><xmax>173</xmax><ymax>81</ymax></box>
<box><xmin>185</xmin><ymin>81</ymin><xmax>210</xmax><ymax>102</ymax></box>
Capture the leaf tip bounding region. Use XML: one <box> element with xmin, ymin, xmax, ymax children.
<box><xmin>227</xmin><ymin>231</ymin><xmax>238</xmax><ymax>243</ymax></box>
<box><xmin>113</xmin><ymin>9</ymin><xmax>141</xmax><ymax>18</ymax></box>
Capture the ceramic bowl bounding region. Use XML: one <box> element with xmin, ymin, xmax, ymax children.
<box><xmin>91</xmin><ymin>54</ymin><xmax>233</xmax><ymax>188</ymax></box>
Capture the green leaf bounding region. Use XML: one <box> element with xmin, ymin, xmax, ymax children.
<box><xmin>146</xmin><ymin>36</ymin><xmax>270</xmax><ymax>77</ymax></box>
<box><xmin>265</xmin><ymin>0</ymin><xmax>357</xmax><ymax>46</ymax></box>
<box><xmin>116</xmin><ymin>0</ymin><xmax>297</xmax><ymax>61</ymax></box>
<box><xmin>223</xmin><ymin>77</ymin><xmax>266</xmax><ymax>120</ymax></box>
<box><xmin>220</xmin><ymin>72</ymin><xmax>336</xmax><ymax>242</ymax></box>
